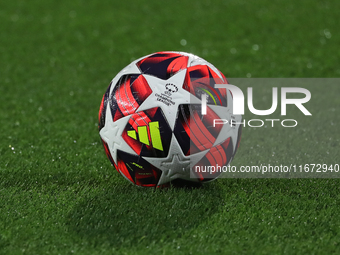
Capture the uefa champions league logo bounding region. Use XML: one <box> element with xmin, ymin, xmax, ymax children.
<box><xmin>201</xmin><ymin>84</ymin><xmax>312</xmax><ymax>128</ymax></box>
<box><xmin>165</xmin><ymin>83</ymin><xmax>178</xmax><ymax>94</ymax></box>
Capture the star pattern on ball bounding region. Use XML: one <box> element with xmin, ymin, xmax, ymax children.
<box><xmin>143</xmin><ymin>136</ymin><xmax>207</xmax><ymax>185</ymax></box>
<box><xmin>158</xmin><ymin>154</ymin><xmax>191</xmax><ymax>185</ymax></box>
<box><xmin>99</xmin><ymin>105</ymin><xmax>137</xmax><ymax>164</ymax></box>
<box><xmin>142</xmin><ymin>136</ymin><xmax>189</xmax><ymax>185</ymax></box>
<box><xmin>137</xmin><ymin>69</ymin><xmax>201</xmax><ymax>130</ymax></box>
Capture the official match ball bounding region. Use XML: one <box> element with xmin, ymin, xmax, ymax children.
<box><xmin>98</xmin><ymin>51</ymin><xmax>242</xmax><ymax>187</ymax></box>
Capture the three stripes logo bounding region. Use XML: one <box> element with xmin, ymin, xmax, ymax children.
<box><xmin>127</xmin><ymin>121</ymin><xmax>164</xmax><ymax>151</ymax></box>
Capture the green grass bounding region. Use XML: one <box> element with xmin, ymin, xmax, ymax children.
<box><xmin>1</xmin><ymin>0</ymin><xmax>340</xmax><ymax>254</ymax></box>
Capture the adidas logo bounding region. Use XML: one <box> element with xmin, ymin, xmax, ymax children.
<box><xmin>127</xmin><ymin>121</ymin><xmax>164</xmax><ymax>151</ymax></box>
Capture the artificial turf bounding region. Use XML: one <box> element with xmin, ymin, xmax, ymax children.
<box><xmin>1</xmin><ymin>0</ymin><xmax>340</xmax><ymax>254</ymax></box>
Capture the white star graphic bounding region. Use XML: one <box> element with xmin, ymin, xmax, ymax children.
<box><xmin>137</xmin><ymin>69</ymin><xmax>201</xmax><ymax>130</ymax></box>
<box><xmin>99</xmin><ymin>105</ymin><xmax>137</xmax><ymax>164</ymax></box>
<box><xmin>143</xmin><ymin>136</ymin><xmax>208</xmax><ymax>185</ymax></box>
<box><xmin>158</xmin><ymin>154</ymin><xmax>191</xmax><ymax>185</ymax></box>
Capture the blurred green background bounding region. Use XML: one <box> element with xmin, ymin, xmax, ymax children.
<box><xmin>1</xmin><ymin>0</ymin><xmax>339</xmax><ymax>254</ymax></box>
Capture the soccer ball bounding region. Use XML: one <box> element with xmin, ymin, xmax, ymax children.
<box><xmin>98</xmin><ymin>51</ymin><xmax>242</xmax><ymax>187</ymax></box>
